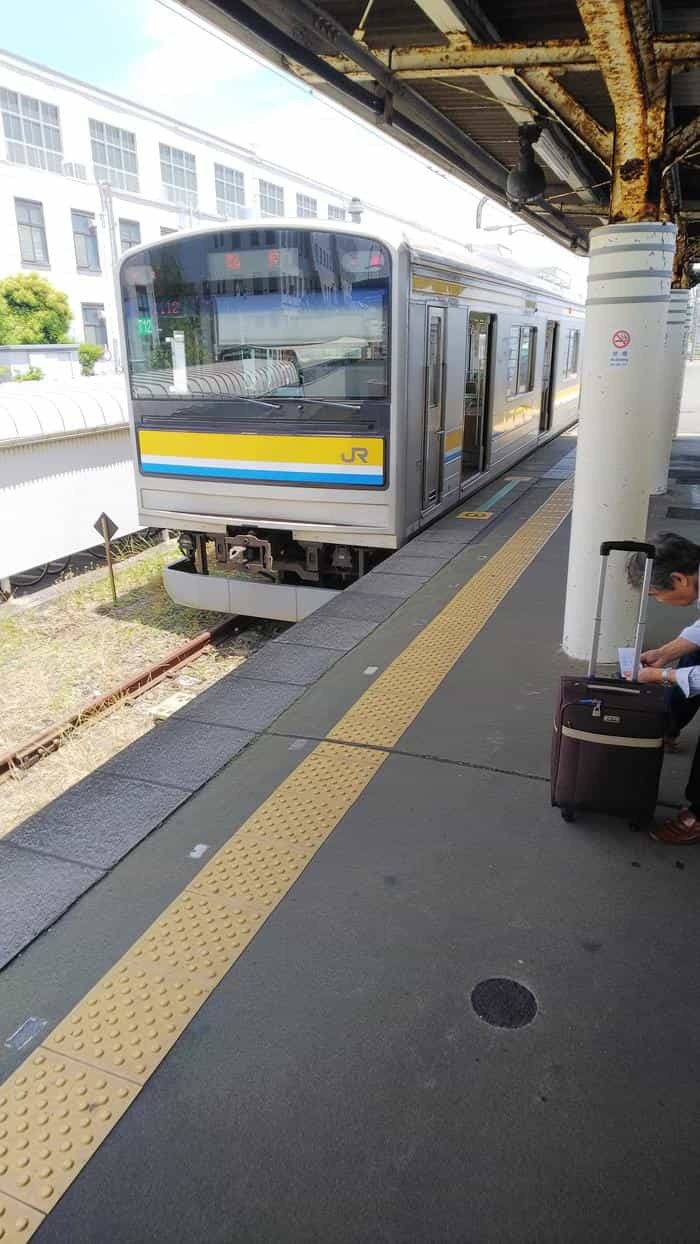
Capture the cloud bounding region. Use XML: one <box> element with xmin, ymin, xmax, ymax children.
<box><xmin>116</xmin><ymin>0</ymin><xmax>271</xmax><ymax>132</ymax></box>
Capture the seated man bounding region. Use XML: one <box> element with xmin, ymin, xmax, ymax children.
<box><xmin>627</xmin><ymin>532</ymin><xmax>700</xmax><ymax>843</ymax></box>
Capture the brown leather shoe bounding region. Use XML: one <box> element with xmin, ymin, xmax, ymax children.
<box><xmin>651</xmin><ymin>809</ymin><xmax>700</xmax><ymax>844</ymax></box>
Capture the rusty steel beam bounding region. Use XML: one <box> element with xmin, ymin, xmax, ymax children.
<box><xmin>518</xmin><ymin>67</ymin><xmax>613</xmax><ymax>167</ymax></box>
<box><xmin>528</xmin><ymin>202</ymin><xmax>609</xmax><ymax>217</ymax></box>
<box><xmin>665</xmin><ymin>114</ymin><xmax>700</xmax><ymax>165</ymax></box>
<box><xmin>576</xmin><ymin>0</ymin><xmax>665</xmax><ymax>220</ymax></box>
<box><xmin>626</xmin><ymin>0</ymin><xmax>662</xmax><ymax>96</ymax></box>
<box><xmin>412</xmin><ymin>0</ymin><xmax>604</xmax><ymax>207</ymax></box>
<box><xmin>308</xmin><ymin>37</ymin><xmax>700</xmax><ymax>79</ymax></box>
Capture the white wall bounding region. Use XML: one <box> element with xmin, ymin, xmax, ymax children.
<box><xmin>0</xmin><ymin>51</ymin><xmax>352</xmax><ymax>367</ymax></box>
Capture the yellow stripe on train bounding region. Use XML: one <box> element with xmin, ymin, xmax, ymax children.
<box><xmin>138</xmin><ymin>429</ymin><xmax>384</xmax><ymax>468</ymax></box>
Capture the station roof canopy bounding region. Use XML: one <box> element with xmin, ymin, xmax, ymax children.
<box><xmin>182</xmin><ymin>0</ymin><xmax>700</xmax><ymax>267</ymax></box>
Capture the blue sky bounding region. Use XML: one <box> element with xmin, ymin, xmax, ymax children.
<box><xmin>2</xmin><ymin>0</ymin><xmax>302</xmax><ymax>129</ymax></box>
<box><xmin>1</xmin><ymin>0</ymin><xmax>587</xmax><ymax>287</ymax></box>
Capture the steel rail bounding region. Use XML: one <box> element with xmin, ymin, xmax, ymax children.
<box><xmin>0</xmin><ymin>615</ymin><xmax>241</xmax><ymax>781</ymax></box>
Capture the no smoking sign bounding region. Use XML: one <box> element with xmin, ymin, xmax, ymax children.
<box><xmin>612</xmin><ymin>329</ymin><xmax>631</xmax><ymax>349</ymax></box>
<box><xmin>610</xmin><ymin>328</ymin><xmax>632</xmax><ymax>368</ymax></box>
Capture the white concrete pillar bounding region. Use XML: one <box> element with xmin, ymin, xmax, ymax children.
<box><xmin>673</xmin><ymin>293</ymin><xmax>694</xmax><ymax>437</ymax></box>
<box><xmin>563</xmin><ymin>221</ymin><xmax>675</xmax><ymax>661</ymax></box>
<box><xmin>649</xmin><ymin>289</ymin><xmax>690</xmax><ymax>491</ymax></box>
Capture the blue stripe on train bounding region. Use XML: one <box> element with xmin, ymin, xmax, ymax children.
<box><xmin>141</xmin><ymin>462</ymin><xmax>385</xmax><ymax>486</ymax></box>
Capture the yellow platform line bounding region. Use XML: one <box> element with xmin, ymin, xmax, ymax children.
<box><xmin>0</xmin><ymin>477</ymin><xmax>572</xmax><ymax>1241</ymax></box>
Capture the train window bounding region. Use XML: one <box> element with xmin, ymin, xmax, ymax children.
<box><xmin>564</xmin><ymin>329</ymin><xmax>580</xmax><ymax>376</ymax></box>
<box><xmin>121</xmin><ymin>228</ymin><xmax>391</xmax><ymax>403</ymax></box>
<box><xmin>429</xmin><ymin>316</ymin><xmax>442</xmax><ymax>407</ymax></box>
<box><xmin>507</xmin><ymin>326</ymin><xmax>537</xmax><ymax>396</ymax></box>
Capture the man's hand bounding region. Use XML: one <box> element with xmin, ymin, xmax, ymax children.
<box><xmin>637</xmin><ymin>667</ymin><xmax>666</xmax><ymax>684</ymax></box>
<box><xmin>642</xmin><ymin>638</ymin><xmax>699</xmax><ymax>668</ymax></box>
<box><xmin>641</xmin><ymin>648</ymin><xmax>667</xmax><ymax>668</ymax></box>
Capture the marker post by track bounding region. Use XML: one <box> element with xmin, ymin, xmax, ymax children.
<box><xmin>95</xmin><ymin>512</ymin><xmax>118</xmax><ymax>606</ymax></box>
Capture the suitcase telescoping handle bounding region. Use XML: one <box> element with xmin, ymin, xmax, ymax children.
<box><xmin>588</xmin><ymin>541</ymin><xmax>656</xmax><ymax>678</ymax></box>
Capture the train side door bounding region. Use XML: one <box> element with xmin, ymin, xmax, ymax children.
<box><xmin>422</xmin><ymin>305</ymin><xmax>446</xmax><ymax>510</ymax></box>
<box><xmin>461</xmin><ymin>312</ymin><xmax>494</xmax><ymax>479</ymax></box>
<box><xmin>539</xmin><ymin>320</ymin><xmax>558</xmax><ymax>432</ymax></box>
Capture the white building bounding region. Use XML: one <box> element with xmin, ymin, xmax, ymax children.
<box><xmin>0</xmin><ymin>50</ymin><xmax>353</xmax><ymax>368</ymax></box>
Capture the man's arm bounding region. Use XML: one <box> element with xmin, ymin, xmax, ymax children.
<box><xmin>642</xmin><ymin>636</ymin><xmax>700</xmax><ymax>667</ymax></box>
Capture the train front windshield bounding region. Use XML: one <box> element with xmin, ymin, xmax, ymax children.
<box><xmin>121</xmin><ymin>229</ymin><xmax>391</xmax><ymax>404</ymax></box>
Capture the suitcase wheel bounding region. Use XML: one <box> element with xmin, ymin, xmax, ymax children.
<box><xmin>561</xmin><ymin>808</ymin><xmax>576</xmax><ymax>823</ymax></box>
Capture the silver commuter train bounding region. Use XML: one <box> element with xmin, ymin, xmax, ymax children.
<box><xmin>119</xmin><ymin>219</ymin><xmax>584</xmax><ymax>620</ymax></box>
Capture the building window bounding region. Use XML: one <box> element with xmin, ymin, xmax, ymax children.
<box><xmin>565</xmin><ymin>328</ymin><xmax>580</xmax><ymax>376</ymax></box>
<box><xmin>259</xmin><ymin>179</ymin><xmax>284</xmax><ymax>217</ymax></box>
<box><xmin>89</xmin><ymin>119</ymin><xmax>139</xmax><ymax>193</ymax></box>
<box><xmin>119</xmin><ymin>218</ymin><xmax>141</xmax><ymax>253</ymax></box>
<box><xmin>82</xmin><ymin>303</ymin><xmax>107</xmax><ymax>347</ymax></box>
<box><xmin>296</xmin><ymin>193</ymin><xmax>317</xmax><ymax>218</ymax></box>
<box><xmin>215</xmin><ymin>164</ymin><xmax>245</xmax><ymax>218</ymax></box>
<box><xmin>0</xmin><ymin>87</ymin><xmax>62</xmax><ymax>172</ymax></box>
<box><xmin>159</xmin><ymin>143</ymin><xmax>197</xmax><ymax>208</ymax></box>
<box><xmin>160</xmin><ymin>227</ymin><xmax>177</xmax><ymax>236</ymax></box>
<box><xmin>71</xmin><ymin>211</ymin><xmax>100</xmax><ymax>272</ymax></box>
<box><xmin>328</xmin><ymin>205</ymin><xmax>346</xmax><ymax>221</ymax></box>
<box><xmin>15</xmin><ymin>198</ymin><xmax>49</xmax><ymax>266</ymax></box>
<box><xmin>507</xmin><ymin>326</ymin><xmax>537</xmax><ymax>396</ymax></box>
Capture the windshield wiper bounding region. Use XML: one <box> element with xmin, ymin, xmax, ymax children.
<box><xmin>292</xmin><ymin>398</ymin><xmax>361</xmax><ymax>410</ymax></box>
<box><xmin>238</xmin><ymin>396</ymin><xmax>282</xmax><ymax>410</ymax></box>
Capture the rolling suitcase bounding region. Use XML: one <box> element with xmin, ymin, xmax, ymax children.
<box><xmin>551</xmin><ymin>540</ymin><xmax>667</xmax><ymax>828</ymax></box>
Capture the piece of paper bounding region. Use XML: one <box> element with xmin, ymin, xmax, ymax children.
<box><xmin>618</xmin><ymin>647</ymin><xmax>636</xmax><ymax>679</ymax></box>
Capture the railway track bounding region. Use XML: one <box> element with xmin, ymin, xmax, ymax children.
<box><xmin>0</xmin><ymin>614</ymin><xmax>242</xmax><ymax>782</ymax></box>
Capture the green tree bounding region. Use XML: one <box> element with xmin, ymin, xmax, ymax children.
<box><xmin>0</xmin><ymin>273</ymin><xmax>71</xmax><ymax>345</ymax></box>
<box><xmin>78</xmin><ymin>343</ymin><xmax>104</xmax><ymax>376</ymax></box>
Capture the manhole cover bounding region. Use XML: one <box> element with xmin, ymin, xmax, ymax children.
<box><xmin>471</xmin><ymin>978</ymin><xmax>537</xmax><ymax>1029</ymax></box>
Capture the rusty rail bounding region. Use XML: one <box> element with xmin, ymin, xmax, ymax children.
<box><xmin>0</xmin><ymin>615</ymin><xmax>240</xmax><ymax>781</ymax></box>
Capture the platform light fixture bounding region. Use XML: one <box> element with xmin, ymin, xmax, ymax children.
<box><xmin>506</xmin><ymin>123</ymin><xmax>547</xmax><ymax>209</ymax></box>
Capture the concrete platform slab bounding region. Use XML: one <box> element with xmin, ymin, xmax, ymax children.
<box><xmin>400</xmin><ymin>539</ymin><xmax>470</xmax><ymax>557</ymax></box>
<box><xmin>237</xmin><ymin>641</ymin><xmax>342</xmax><ymax>685</ymax></box>
<box><xmin>350</xmin><ymin>571</ymin><xmax>431</xmax><ymax>597</ymax></box>
<box><xmin>106</xmin><ymin>719</ymin><xmax>255</xmax><ymax>790</ymax></box>
<box><xmin>371</xmin><ymin>553</ymin><xmax>453</xmax><ymax>576</ymax></box>
<box><xmin>275</xmin><ymin>615</ymin><xmax>379</xmax><ymax>652</ymax></box>
<box><xmin>318</xmin><ymin>592</ymin><xmax>403</xmax><ymax>622</ymax></box>
<box><xmin>0</xmin><ymin>844</ymin><xmax>102</xmax><ymax>970</ymax></box>
<box><xmin>8</xmin><ymin>771</ymin><xmax>187</xmax><ymax>872</ymax></box>
<box><xmin>180</xmin><ymin>675</ymin><xmax>304</xmax><ymax>730</ymax></box>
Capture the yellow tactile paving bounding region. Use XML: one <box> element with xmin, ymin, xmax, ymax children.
<box><xmin>0</xmin><ymin>1052</ymin><xmax>137</xmax><ymax>1218</ymax></box>
<box><xmin>328</xmin><ymin>478</ymin><xmax>574</xmax><ymax>750</ymax></box>
<box><xmin>0</xmin><ymin>1193</ymin><xmax>44</xmax><ymax>1243</ymax></box>
<box><xmin>43</xmin><ymin>960</ymin><xmax>215</xmax><ymax>1084</ymax></box>
<box><xmin>128</xmin><ymin>891</ymin><xmax>258</xmax><ymax>982</ymax></box>
<box><xmin>0</xmin><ymin>476</ymin><xmax>573</xmax><ymax>1238</ymax></box>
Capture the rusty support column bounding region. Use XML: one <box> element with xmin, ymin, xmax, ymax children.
<box><xmin>576</xmin><ymin>0</ymin><xmax>667</xmax><ymax>221</ymax></box>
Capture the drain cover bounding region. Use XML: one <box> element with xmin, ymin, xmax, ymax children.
<box><xmin>471</xmin><ymin>978</ymin><xmax>537</xmax><ymax>1029</ymax></box>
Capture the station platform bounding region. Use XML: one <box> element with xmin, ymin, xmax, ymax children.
<box><xmin>2</xmin><ymin>381</ymin><xmax>700</xmax><ymax>1243</ymax></box>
